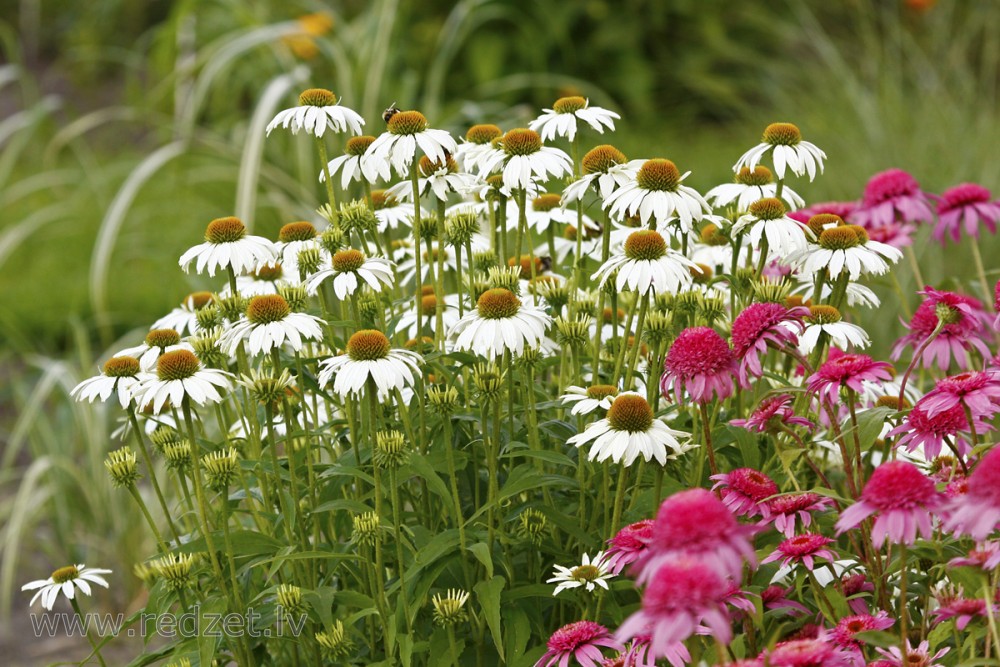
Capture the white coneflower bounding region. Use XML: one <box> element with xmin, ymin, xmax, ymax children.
<box><xmin>455</xmin><ymin>124</ymin><xmax>503</xmax><ymax>173</ymax></box>
<box><xmin>135</xmin><ymin>349</ymin><xmax>234</xmax><ymax>413</ymax></box>
<box><xmin>384</xmin><ymin>154</ymin><xmax>477</xmax><ymax>203</ymax></box>
<box><xmin>796</xmin><ymin>305</ymin><xmax>871</xmax><ymax>353</ymax></box>
<box><xmin>731</xmin><ymin>197</ymin><xmax>812</xmax><ymax>258</ymax></box>
<box><xmin>547</xmin><ymin>551</ymin><xmax>615</xmax><ymax>597</ymax></box>
<box><xmin>396</xmin><ymin>240</ymin><xmax>471</xmax><ymax>287</ymax></box>
<box><xmin>396</xmin><ymin>292</ymin><xmax>462</xmax><ymax>339</ymax></box>
<box><xmin>22</xmin><ymin>564</ymin><xmax>112</xmax><ymax>611</ymax></box>
<box><xmin>371</xmin><ymin>189</ymin><xmax>422</xmax><ymax>231</ymax></box>
<box><xmin>71</xmin><ymin>356</ymin><xmax>143</xmax><ymax>409</ymax></box>
<box><xmin>362</xmin><ymin>109</ymin><xmax>457</xmax><ymax>180</ymax></box>
<box><xmin>233</xmin><ymin>262</ymin><xmax>289</xmax><ymax>296</ymax></box>
<box><xmin>529</xmin><ymin>95</ymin><xmax>620</xmax><ymax>142</ymax></box>
<box><xmin>179</xmin><ymin>216</ymin><xmax>276</xmax><ymax>278</ymax></box>
<box><xmin>150</xmin><ymin>292</ymin><xmax>214</xmax><ymax>335</ymax></box>
<box><xmin>322</xmin><ymin>135</ymin><xmax>377</xmax><ymax>188</ymax></box>
<box><xmin>568</xmin><ymin>393</ymin><xmax>692</xmax><ymax>466</ymax></box>
<box><xmin>733</xmin><ymin>122</ymin><xmax>826</xmax><ymax>181</ymax></box>
<box><xmin>265</xmin><ymin>88</ymin><xmax>364</xmax><ymax>138</ymax></box>
<box><xmin>560</xmin><ymin>384</ymin><xmax>619</xmax><ymax>416</ymax></box>
<box><xmin>705</xmin><ymin>165</ymin><xmax>804</xmax><ymax>212</ymax></box>
<box><xmin>274</xmin><ymin>221</ymin><xmax>326</xmax><ymax>274</ymax></box>
<box><xmin>117</xmin><ymin>328</ymin><xmax>194</xmax><ymax>371</ymax></box>
<box><xmin>305</xmin><ymin>248</ymin><xmax>394</xmax><ymax>299</ymax></box>
<box><xmin>562</xmin><ymin>145</ymin><xmax>643</xmax><ymax>204</ymax></box>
<box><xmin>317</xmin><ymin>330</ymin><xmax>422</xmax><ymax>401</ymax></box>
<box><xmin>593</xmin><ymin>229</ymin><xmax>698</xmax><ymax>296</ymax></box>
<box><xmin>542</xmin><ymin>223</ymin><xmax>602</xmax><ymax>264</ymax></box>
<box><xmin>602</xmin><ymin>158</ymin><xmax>711</xmax><ymax>234</ymax></box>
<box><xmin>789</xmin><ymin>224</ymin><xmax>902</xmax><ymax>281</ymax></box>
<box><xmin>449</xmin><ymin>288</ymin><xmax>551</xmax><ymax>359</ymax></box>
<box><xmin>476</xmin><ymin>128</ymin><xmax>573</xmax><ymax>192</ymax></box>
<box><xmin>219</xmin><ymin>294</ymin><xmax>324</xmax><ymax>357</ymax></box>
<box><xmin>523</xmin><ymin>193</ymin><xmax>593</xmax><ymax>234</ymax></box>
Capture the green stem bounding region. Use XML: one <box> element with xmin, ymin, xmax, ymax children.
<box><xmin>127</xmin><ymin>412</ymin><xmax>179</xmax><ymax>547</ymax></box>
<box><xmin>70</xmin><ymin>596</ymin><xmax>107</xmax><ymax>667</ymax></box>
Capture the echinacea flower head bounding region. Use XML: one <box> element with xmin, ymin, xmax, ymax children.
<box><xmin>455</xmin><ymin>123</ymin><xmax>502</xmax><ymax>172</ymax></box>
<box><xmin>265</xmin><ymin>87</ymin><xmax>364</xmax><ymax>138</ymax></box>
<box><xmin>799</xmin><ymin>305</ymin><xmax>871</xmax><ymax>354</ymax></box>
<box><xmin>135</xmin><ymin>349</ymin><xmax>234</xmax><ymax>413</ymax></box>
<box><xmin>635</xmin><ymin>488</ymin><xmax>757</xmax><ymax>582</ymax></box>
<box><xmin>592</xmin><ymin>229</ymin><xmax>698</xmax><ymax>296</ymax></box>
<box><xmin>562</xmin><ymin>144</ymin><xmax>641</xmax><ymax>203</ymax></box>
<box><xmin>762</xmin><ymin>533</ymin><xmax>838</xmax><ymax>571</ymax></box>
<box><xmin>791</xmin><ymin>223</ymin><xmax>902</xmax><ymax>281</ymax></box>
<box><xmin>22</xmin><ymin>564</ymin><xmax>112</xmax><ymax>610</ymax></box>
<box><xmin>71</xmin><ymin>356</ymin><xmax>142</xmax><ymax>409</ymax></box>
<box><xmin>731</xmin><ymin>197</ymin><xmax>812</xmax><ymax>257</ymax></box>
<box><xmin>851</xmin><ymin>168</ymin><xmax>934</xmax><ymax>229</ymax></box>
<box><xmin>605</xmin><ymin>519</ymin><xmax>654</xmax><ymax>575</ymax></box>
<box><xmin>874</xmin><ymin>640</ymin><xmax>949</xmax><ymax>667</ymax></box>
<box><xmin>431</xmin><ymin>589</ymin><xmax>470</xmax><ymax>626</ymax></box>
<box><xmin>806</xmin><ymin>353</ymin><xmax>893</xmax><ymax>404</ymax></box>
<box><xmin>761</xmin><ymin>584</ymin><xmax>810</xmax><ymax>616</ymax></box>
<box><xmin>731</xmin><ymin>302</ymin><xmax>809</xmax><ymax>384</ymax></box>
<box><xmin>890</xmin><ymin>287</ymin><xmax>991</xmax><ymax>371</ymax></box>
<box><xmin>835</xmin><ymin>460</ymin><xmax>943</xmax><ymax>545</ymax></box>
<box><xmin>731</xmin><ymin>394</ymin><xmax>814</xmax><ymax>434</ymax></box>
<box><xmin>616</xmin><ymin>558</ymin><xmax>733</xmax><ymax>652</ymax></box>
<box><xmin>791</xmin><ymin>200</ymin><xmax>858</xmax><ymax>224</ymax></box>
<box><xmin>943</xmin><ymin>446</ymin><xmax>1000</xmax><ymax>540</ymax></box>
<box><xmin>322</xmin><ymin>135</ymin><xmax>376</xmax><ymax>189</ymax></box>
<box><xmin>317</xmin><ymin>329</ymin><xmax>421</xmax><ymax>401</ymax></box>
<box><xmin>932</xmin><ymin>182</ymin><xmax>1000</xmax><ymax>244</ymax></box>
<box><xmin>763</xmin><ymin>492</ymin><xmax>833</xmax><ymax>537</ymax></box>
<box><xmin>362</xmin><ymin>109</ymin><xmax>457</xmax><ymax>180</ymax></box>
<box><xmin>887</xmin><ymin>399</ymin><xmax>984</xmax><ymax>460</ymax></box>
<box><xmin>930</xmin><ymin>586</ymin><xmax>994</xmax><ymax>630</ymax></box>
<box><xmin>218</xmin><ymin>294</ymin><xmax>324</xmax><ymax>357</ymax></box>
<box><xmin>548</xmin><ymin>551</ymin><xmax>615</xmax><ymax>596</ymax></box>
<box><xmin>764</xmin><ymin>636</ymin><xmax>852</xmax><ymax>667</ymax></box>
<box><xmin>710</xmin><ymin>468</ymin><xmax>778</xmax><ymax>518</ymax></box>
<box><xmin>706</xmin><ymin>165</ymin><xmax>805</xmax><ymax>212</ymax></box>
<box><xmin>304</xmin><ymin>248</ymin><xmax>394</xmax><ymax>299</ymax></box>
<box><xmin>602</xmin><ymin>158</ymin><xmax>710</xmax><ymax>233</ymax></box>
<box><xmin>385</xmin><ymin>154</ymin><xmax>477</xmax><ymax>203</ymax></box>
<box><xmin>535</xmin><ymin>620</ymin><xmax>624</xmax><ymax>667</ymax></box>
<box><xmin>568</xmin><ymin>393</ymin><xmax>692</xmax><ymax>467</ymax></box>
<box><xmin>830</xmin><ymin>612</ymin><xmax>894</xmax><ymax>658</ymax></box>
<box><xmin>733</xmin><ymin>122</ymin><xmax>826</xmax><ymax>181</ymax></box>
<box><xmin>476</xmin><ymin>127</ymin><xmax>573</xmax><ymax>192</ymax></box>
<box><xmin>660</xmin><ymin>326</ymin><xmax>738</xmax><ymax>404</ymax></box>
<box><xmin>560</xmin><ymin>384</ymin><xmax>618</xmax><ymax>416</ymax></box>
<box><xmin>449</xmin><ymin>288</ymin><xmax>551</xmax><ymax>359</ymax></box>
<box><xmin>529</xmin><ymin>95</ymin><xmax>621</xmax><ymax>142</ymax></box>
<box><xmin>151</xmin><ymin>291</ymin><xmax>214</xmax><ymax>335</ymax></box>
<box><xmin>919</xmin><ymin>369</ymin><xmax>1000</xmax><ymax>419</ymax></box>
<box><xmin>947</xmin><ymin>541</ymin><xmax>1000</xmax><ymax>571</ymax></box>
<box><xmin>840</xmin><ymin>573</ymin><xmax>875</xmax><ymax>615</ymax></box>
<box><xmin>116</xmin><ymin>328</ymin><xmax>194</xmax><ymax>371</ymax></box>
<box><xmin>179</xmin><ymin>216</ymin><xmax>276</xmax><ymax>278</ymax></box>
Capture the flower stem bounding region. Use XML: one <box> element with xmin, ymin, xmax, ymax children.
<box><xmin>70</xmin><ymin>596</ymin><xmax>107</xmax><ymax>667</ymax></box>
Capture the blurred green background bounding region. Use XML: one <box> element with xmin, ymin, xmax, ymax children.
<box><xmin>1</xmin><ymin>0</ymin><xmax>1000</xmax><ymax>630</ymax></box>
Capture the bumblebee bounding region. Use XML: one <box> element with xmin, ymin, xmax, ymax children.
<box><xmin>382</xmin><ymin>102</ymin><xmax>399</xmax><ymax>123</ymax></box>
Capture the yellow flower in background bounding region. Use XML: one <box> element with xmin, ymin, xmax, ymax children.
<box><xmin>281</xmin><ymin>12</ymin><xmax>335</xmax><ymax>60</ymax></box>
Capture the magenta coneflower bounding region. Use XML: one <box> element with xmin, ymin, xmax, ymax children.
<box><xmin>660</xmin><ymin>326</ymin><xmax>738</xmax><ymax>403</ymax></box>
<box><xmin>761</xmin><ymin>584</ymin><xmax>810</xmax><ymax>616</ymax></box>
<box><xmin>710</xmin><ymin>467</ymin><xmax>779</xmax><ymax>518</ymax></box>
<box><xmin>721</xmin><ymin>581</ymin><xmax>757</xmax><ymax>619</ymax></box>
<box><xmin>852</xmin><ymin>168</ymin><xmax>934</xmax><ymax>229</ymax></box>
<box><xmin>947</xmin><ymin>541</ymin><xmax>1000</xmax><ymax>571</ymax></box>
<box><xmin>830</xmin><ymin>611</ymin><xmax>893</xmax><ymax>653</ymax></box>
<box><xmin>611</xmin><ymin>633</ymin><xmax>687</xmax><ymax>667</ymax></box>
<box><xmin>891</xmin><ymin>288</ymin><xmax>991</xmax><ymax>371</ymax></box>
<box><xmin>887</xmin><ymin>400</ymin><xmax>983</xmax><ymax>460</ymax></box>
<box><xmin>932</xmin><ymin>183</ymin><xmax>1000</xmax><ymax>244</ymax></box>
<box><xmin>930</xmin><ymin>586</ymin><xmax>995</xmax><ymax>630</ymax></box>
<box><xmin>616</xmin><ymin>559</ymin><xmax>733</xmax><ymax>653</ymax></box>
<box><xmin>806</xmin><ymin>354</ymin><xmax>894</xmax><ymax>405</ymax></box>
<box><xmin>840</xmin><ymin>573</ymin><xmax>875</xmax><ymax>615</ymax></box>
<box><xmin>605</xmin><ymin>520</ymin><xmax>653</xmax><ymax>575</ymax></box>
<box><xmin>762</xmin><ymin>492</ymin><xmax>833</xmax><ymax>538</ymax></box>
<box><xmin>762</xmin><ymin>533</ymin><xmax>838</xmax><ymax>571</ymax></box>
<box><xmin>731</xmin><ymin>394</ymin><xmax>814</xmax><ymax>433</ymax></box>
<box><xmin>835</xmin><ymin>460</ymin><xmax>944</xmax><ymax>546</ymax></box>
<box><xmin>634</xmin><ymin>488</ymin><xmax>756</xmax><ymax>583</ymax></box>
<box><xmin>790</xmin><ymin>201</ymin><xmax>859</xmax><ymax>224</ymax></box>
<box><xmin>943</xmin><ymin>446</ymin><xmax>1000</xmax><ymax>540</ymax></box>
<box><xmin>920</xmin><ymin>370</ymin><xmax>1000</xmax><ymax>419</ymax></box>
<box><xmin>874</xmin><ymin>640</ymin><xmax>949</xmax><ymax>667</ymax></box>
<box><xmin>764</xmin><ymin>636</ymin><xmax>852</xmax><ymax>667</ymax></box>
<box><xmin>730</xmin><ymin>302</ymin><xmax>809</xmax><ymax>384</ymax></box>
<box><xmin>536</xmin><ymin>621</ymin><xmax>624</xmax><ymax>667</ymax></box>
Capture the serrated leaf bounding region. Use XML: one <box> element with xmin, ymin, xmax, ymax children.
<box><xmin>474</xmin><ymin>575</ymin><xmax>506</xmax><ymax>662</ymax></box>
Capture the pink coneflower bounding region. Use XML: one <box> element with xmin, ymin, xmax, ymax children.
<box><xmin>932</xmin><ymin>183</ymin><xmax>1000</xmax><ymax>244</ymax></box>
<box><xmin>605</xmin><ymin>520</ymin><xmax>653</xmax><ymax>575</ymax></box>
<box><xmin>947</xmin><ymin>541</ymin><xmax>1000</xmax><ymax>570</ymax></box>
<box><xmin>616</xmin><ymin>559</ymin><xmax>733</xmax><ymax>653</ymax></box>
<box><xmin>730</xmin><ymin>302</ymin><xmax>809</xmax><ymax>384</ymax></box>
<box><xmin>920</xmin><ymin>370</ymin><xmax>1000</xmax><ymax>419</ymax></box>
<box><xmin>660</xmin><ymin>327</ymin><xmax>738</xmax><ymax>403</ymax></box>
<box><xmin>840</xmin><ymin>573</ymin><xmax>874</xmax><ymax>615</ymax></box>
<box><xmin>835</xmin><ymin>460</ymin><xmax>944</xmax><ymax>545</ymax></box>
<box><xmin>761</xmin><ymin>584</ymin><xmax>810</xmax><ymax>616</ymax></box>
<box><xmin>764</xmin><ymin>636</ymin><xmax>852</xmax><ymax>667</ymax></box>
<box><xmin>731</xmin><ymin>394</ymin><xmax>814</xmax><ymax>433</ymax></box>
<box><xmin>605</xmin><ymin>634</ymin><xmax>687</xmax><ymax>667</ymax></box>
<box><xmin>710</xmin><ymin>467</ymin><xmax>779</xmax><ymax>518</ymax></box>
<box><xmin>536</xmin><ymin>621</ymin><xmax>624</xmax><ymax>667</ymax></box>
<box><xmin>943</xmin><ymin>446</ymin><xmax>1000</xmax><ymax>539</ymax></box>
<box><xmin>930</xmin><ymin>586</ymin><xmax>994</xmax><ymax>630</ymax></box>
<box><xmin>891</xmin><ymin>288</ymin><xmax>991</xmax><ymax>371</ymax></box>
<box><xmin>721</xmin><ymin>581</ymin><xmax>757</xmax><ymax>619</ymax></box>
<box><xmin>806</xmin><ymin>354</ymin><xmax>894</xmax><ymax>405</ymax></box>
<box><xmin>830</xmin><ymin>611</ymin><xmax>893</xmax><ymax>653</ymax></box>
<box><xmin>851</xmin><ymin>168</ymin><xmax>934</xmax><ymax>229</ymax></box>
<box><xmin>762</xmin><ymin>533</ymin><xmax>837</xmax><ymax>571</ymax></box>
<box><xmin>763</xmin><ymin>492</ymin><xmax>833</xmax><ymax>537</ymax></box>
<box><xmin>635</xmin><ymin>488</ymin><xmax>757</xmax><ymax>583</ymax></box>
<box><xmin>874</xmin><ymin>640</ymin><xmax>949</xmax><ymax>667</ymax></box>
<box><xmin>790</xmin><ymin>201</ymin><xmax>859</xmax><ymax>224</ymax></box>
<box><xmin>887</xmin><ymin>400</ymin><xmax>983</xmax><ymax>460</ymax></box>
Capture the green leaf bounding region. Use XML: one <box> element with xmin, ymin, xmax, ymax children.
<box><xmin>728</xmin><ymin>425</ymin><xmax>761</xmax><ymax>470</ymax></box>
<box><xmin>177</xmin><ymin>529</ymin><xmax>282</xmax><ymax>558</ymax></box>
<box><xmin>474</xmin><ymin>576</ymin><xmax>506</xmax><ymax>661</ymax></box>
<box><xmin>408</xmin><ymin>452</ymin><xmax>453</xmax><ymax>504</ymax></box>
<box><xmin>502</xmin><ymin>605</ymin><xmax>531</xmax><ymax>664</ymax></box>
<box><xmin>845</xmin><ymin>406</ymin><xmax>893</xmax><ymax>452</ymax></box>
<box><xmin>853</xmin><ymin>630</ymin><xmax>901</xmax><ymax>648</ymax></box>
<box><xmin>469</xmin><ymin>542</ymin><xmax>493</xmax><ymax>579</ymax></box>
<box><xmin>198</xmin><ymin>597</ymin><xmax>227</xmax><ymax>666</ymax></box>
